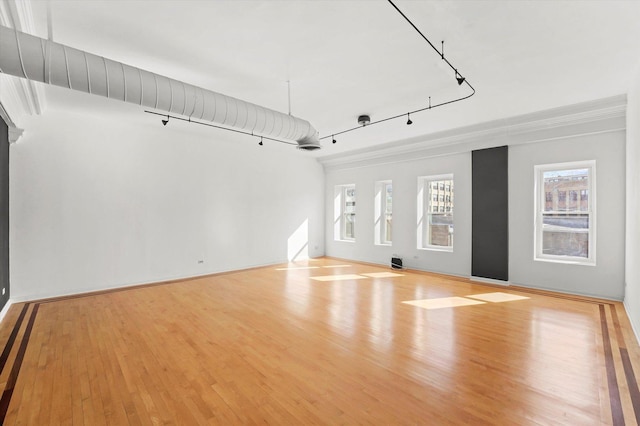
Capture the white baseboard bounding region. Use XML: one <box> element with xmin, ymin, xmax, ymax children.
<box><xmin>623</xmin><ymin>300</ymin><xmax>640</xmax><ymax>346</ymax></box>
<box><xmin>470</xmin><ymin>276</ymin><xmax>511</xmax><ymax>286</ymax></box>
<box><xmin>0</xmin><ymin>299</ymin><xmax>13</xmax><ymax>324</ymax></box>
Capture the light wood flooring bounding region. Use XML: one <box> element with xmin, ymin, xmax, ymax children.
<box><xmin>1</xmin><ymin>257</ymin><xmax>639</xmax><ymax>425</ymax></box>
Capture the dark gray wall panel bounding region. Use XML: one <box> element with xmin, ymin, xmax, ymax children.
<box><xmin>472</xmin><ymin>146</ymin><xmax>509</xmax><ymax>281</ymax></box>
<box><xmin>0</xmin><ymin>117</ymin><xmax>8</xmax><ymax>310</ymax></box>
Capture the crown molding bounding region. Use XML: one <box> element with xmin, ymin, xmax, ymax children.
<box><xmin>0</xmin><ymin>100</ymin><xmax>24</xmax><ymax>144</ymax></box>
<box><xmin>318</xmin><ymin>95</ymin><xmax>627</xmax><ymax>171</ymax></box>
<box><xmin>8</xmin><ymin>127</ymin><xmax>24</xmax><ymax>144</ymax></box>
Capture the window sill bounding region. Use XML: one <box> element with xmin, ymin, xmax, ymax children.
<box><xmin>534</xmin><ymin>256</ymin><xmax>596</xmax><ymax>266</ymax></box>
<box><xmin>418</xmin><ymin>246</ymin><xmax>453</xmax><ymax>253</ymax></box>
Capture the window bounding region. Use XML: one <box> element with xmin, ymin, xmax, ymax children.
<box><xmin>535</xmin><ymin>161</ymin><xmax>595</xmax><ymax>264</ymax></box>
<box><xmin>374</xmin><ymin>181</ymin><xmax>392</xmax><ymax>245</ymax></box>
<box><xmin>343</xmin><ymin>186</ymin><xmax>356</xmax><ymax>240</ymax></box>
<box><xmin>417</xmin><ymin>174</ymin><xmax>454</xmax><ymax>251</ymax></box>
<box><xmin>334</xmin><ymin>184</ymin><xmax>356</xmax><ymax>241</ymax></box>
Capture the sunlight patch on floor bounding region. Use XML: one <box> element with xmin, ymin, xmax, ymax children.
<box><xmin>360</xmin><ymin>272</ymin><xmax>405</xmax><ymax>278</ymax></box>
<box><xmin>275</xmin><ymin>266</ymin><xmax>321</xmax><ymax>271</ymax></box>
<box><xmin>466</xmin><ymin>292</ymin><xmax>530</xmax><ymax>303</ymax></box>
<box><xmin>403</xmin><ymin>297</ymin><xmax>486</xmax><ymax>310</ymax></box>
<box><xmin>310</xmin><ymin>274</ymin><xmax>368</xmax><ymax>282</ymax></box>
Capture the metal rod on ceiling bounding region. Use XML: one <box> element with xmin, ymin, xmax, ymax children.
<box><xmin>144</xmin><ymin>110</ymin><xmax>298</xmax><ymax>146</ymax></box>
<box><xmin>321</xmin><ymin>0</ymin><xmax>475</xmax><ymax>142</ymax></box>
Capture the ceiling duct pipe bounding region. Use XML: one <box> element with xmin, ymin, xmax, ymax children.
<box><xmin>0</xmin><ymin>25</ymin><xmax>321</xmax><ymax>150</ymax></box>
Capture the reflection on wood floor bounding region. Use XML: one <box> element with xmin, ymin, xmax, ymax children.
<box><xmin>1</xmin><ymin>257</ymin><xmax>639</xmax><ymax>425</ymax></box>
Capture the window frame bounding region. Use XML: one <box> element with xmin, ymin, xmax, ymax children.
<box><xmin>417</xmin><ymin>174</ymin><xmax>454</xmax><ymax>252</ymax></box>
<box><xmin>534</xmin><ymin>160</ymin><xmax>596</xmax><ymax>265</ymax></box>
<box><xmin>374</xmin><ymin>180</ymin><xmax>392</xmax><ymax>246</ymax></box>
<box><xmin>335</xmin><ymin>184</ymin><xmax>356</xmax><ymax>242</ymax></box>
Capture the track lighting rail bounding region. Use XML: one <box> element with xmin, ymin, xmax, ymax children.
<box><xmin>320</xmin><ymin>0</ymin><xmax>476</xmax><ymax>143</ymax></box>
<box><xmin>144</xmin><ymin>110</ymin><xmax>297</xmax><ymax>146</ymax></box>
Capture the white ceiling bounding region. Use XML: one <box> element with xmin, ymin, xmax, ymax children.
<box><xmin>24</xmin><ymin>0</ymin><xmax>640</xmax><ymax>156</ymax></box>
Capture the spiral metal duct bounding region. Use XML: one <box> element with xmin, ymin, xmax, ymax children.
<box><xmin>0</xmin><ymin>25</ymin><xmax>321</xmax><ymax>150</ymax></box>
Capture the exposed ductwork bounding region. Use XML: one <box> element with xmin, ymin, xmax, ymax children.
<box><xmin>0</xmin><ymin>25</ymin><xmax>321</xmax><ymax>150</ymax></box>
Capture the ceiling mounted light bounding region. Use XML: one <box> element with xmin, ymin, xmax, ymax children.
<box><xmin>332</xmin><ymin>135</ymin><xmax>337</xmax><ymax>144</ymax></box>
<box><xmin>358</xmin><ymin>115</ymin><xmax>371</xmax><ymax>126</ymax></box>
<box><xmin>318</xmin><ymin>0</ymin><xmax>474</xmax><ymax>145</ymax></box>
<box><xmin>259</xmin><ymin>137</ymin><xmax>264</xmax><ymax>146</ymax></box>
<box><xmin>162</xmin><ymin>116</ymin><xmax>169</xmax><ymax>126</ymax></box>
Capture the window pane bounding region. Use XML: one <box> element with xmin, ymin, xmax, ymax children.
<box><xmin>343</xmin><ymin>186</ymin><xmax>356</xmax><ymax>239</ymax></box>
<box><xmin>543</xmin><ymin>168</ymin><xmax>589</xmax><ymax>212</ymax></box>
<box><xmin>580</xmin><ymin>189</ymin><xmax>589</xmax><ymax>211</ymax></box>
<box><xmin>385</xmin><ymin>184</ymin><xmax>393</xmax><ymax>214</ymax></box>
<box><xmin>424</xmin><ymin>178</ymin><xmax>454</xmax><ymax>248</ymax></box>
<box><xmin>427</xmin><ymin>213</ymin><xmax>454</xmax><ymax>247</ymax></box>
<box><xmin>345</xmin><ymin>213</ymin><xmax>355</xmax><ymax>239</ymax></box>
<box><xmin>542</xmin><ymin>214</ymin><xmax>589</xmax><ymax>258</ymax></box>
<box><xmin>383</xmin><ymin>183</ymin><xmax>392</xmax><ymax>243</ymax></box>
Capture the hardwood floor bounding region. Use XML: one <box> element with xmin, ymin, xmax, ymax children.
<box><xmin>1</xmin><ymin>258</ymin><xmax>639</xmax><ymax>425</ymax></box>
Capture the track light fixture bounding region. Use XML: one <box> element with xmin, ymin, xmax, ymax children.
<box><xmin>146</xmin><ymin>111</ymin><xmax>298</xmax><ymax>147</ymax></box>
<box><xmin>259</xmin><ymin>137</ymin><xmax>263</xmax><ymax>146</ymax></box>
<box><xmin>319</xmin><ymin>0</ymin><xmax>475</xmax><ymax>145</ymax></box>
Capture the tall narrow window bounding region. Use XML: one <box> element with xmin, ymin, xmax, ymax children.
<box><xmin>375</xmin><ymin>181</ymin><xmax>392</xmax><ymax>245</ymax></box>
<box><xmin>417</xmin><ymin>174</ymin><xmax>454</xmax><ymax>251</ymax></box>
<box><xmin>333</xmin><ymin>184</ymin><xmax>356</xmax><ymax>241</ymax></box>
<box><xmin>535</xmin><ymin>161</ymin><xmax>595</xmax><ymax>264</ymax></box>
<box><xmin>344</xmin><ymin>186</ymin><xmax>356</xmax><ymax>240</ymax></box>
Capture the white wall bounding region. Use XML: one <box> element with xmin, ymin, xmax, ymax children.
<box><xmin>625</xmin><ymin>66</ymin><xmax>640</xmax><ymax>337</ymax></box>
<box><xmin>325</xmin><ymin>152</ymin><xmax>472</xmax><ymax>277</ymax></box>
<box><xmin>322</xmin><ymin>96</ymin><xmax>627</xmax><ymax>300</ymax></box>
<box><xmin>509</xmin><ymin>131</ymin><xmax>626</xmax><ymax>299</ymax></box>
<box><xmin>10</xmin><ymin>107</ymin><xmax>324</xmax><ymax>301</ymax></box>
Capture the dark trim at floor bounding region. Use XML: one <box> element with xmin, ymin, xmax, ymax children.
<box><xmin>0</xmin><ymin>303</ymin><xmax>39</xmax><ymax>423</ymax></box>
<box><xmin>0</xmin><ymin>303</ymin><xmax>29</xmax><ymax>374</ymax></box>
<box><xmin>600</xmin><ymin>304</ymin><xmax>624</xmax><ymax>425</ymax></box>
